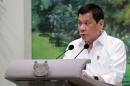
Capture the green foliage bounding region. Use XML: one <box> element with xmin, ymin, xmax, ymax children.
<box><xmin>114</xmin><ymin>3</ymin><xmax>130</xmax><ymax>25</ymax></box>
<box><xmin>32</xmin><ymin>32</ymin><xmax>64</xmax><ymax>59</ymax></box>
<box><xmin>108</xmin><ymin>0</ymin><xmax>124</xmax><ymax>6</ymax></box>
<box><xmin>40</xmin><ymin>0</ymin><xmax>53</xmax><ymax>10</ymax></box>
<box><xmin>48</xmin><ymin>3</ymin><xmax>78</xmax><ymax>43</ymax></box>
<box><xmin>32</xmin><ymin>12</ymin><xmax>40</xmax><ymax>31</ymax></box>
<box><xmin>123</xmin><ymin>64</ymin><xmax>130</xmax><ymax>86</ymax></box>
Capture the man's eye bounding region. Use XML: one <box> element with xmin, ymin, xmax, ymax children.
<box><xmin>85</xmin><ymin>22</ymin><xmax>91</xmax><ymax>25</ymax></box>
<box><xmin>78</xmin><ymin>22</ymin><xmax>82</xmax><ymax>25</ymax></box>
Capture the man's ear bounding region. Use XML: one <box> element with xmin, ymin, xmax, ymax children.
<box><xmin>99</xmin><ymin>19</ymin><xmax>104</xmax><ymax>26</ymax></box>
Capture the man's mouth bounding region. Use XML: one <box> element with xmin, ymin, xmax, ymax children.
<box><xmin>80</xmin><ymin>34</ymin><xmax>87</xmax><ymax>39</ymax></box>
<box><xmin>80</xmin><ymin>33</ymin><xmax>87</xmax><ymax>36</ymax></box>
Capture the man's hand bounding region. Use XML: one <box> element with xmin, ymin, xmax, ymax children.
<box><xmin>81</xmin><ymin>70</ymin><xmax>105</xmax><ymax>82</ymax></box>
<box><xmin>98</xmin><ymin>76</ymin><xmax>105</xmax><ymax>82</ymax></box>
<box><xmin>81</xmin><ymin>70</ymin><xmax>88</xmax><ymax>77</ymax></box>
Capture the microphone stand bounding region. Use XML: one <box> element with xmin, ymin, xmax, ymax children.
<box><xmin>74</xmin><ymin>44</ymin><xmax>89</xmax><ymax>59</ymax></box>
<box><xmin>56</xmin><ymin>45</ymin><xmax>74</xmax><ymax>59</ymax></box>
<box><xmin>56</xmin><ymin>50</ymin><xmax>68</xmax><ymax>59</ymax></box>
<box><xmin>74</xmin><ymin>49</ymin><xmax>84</xmax><ymax>59</ymax></box>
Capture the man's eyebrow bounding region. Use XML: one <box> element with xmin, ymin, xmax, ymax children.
<box><xmin>78</xmin><ymin>20</ymin><xmax>89</xmax><ymax>23</ymax></box>
<box><xmin>84</xmin><ymin>20</ymin><xmax>89</xmax><ymax>22</ymax></box>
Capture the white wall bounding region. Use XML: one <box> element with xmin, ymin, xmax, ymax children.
<box><xmin>0</xmin><ymin>0</ymin><xmax>31</xmax><ymax>86</ymax></box>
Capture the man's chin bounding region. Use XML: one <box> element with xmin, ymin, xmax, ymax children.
<box><xmin>81</xmin><ymin>37</ymin><xmax>88</xmax><ymax>42</ymax></box>
<box><xmin>81</xmin><ymin>37</ymin><xmax>85</xmax><ymax>40</ymax></box>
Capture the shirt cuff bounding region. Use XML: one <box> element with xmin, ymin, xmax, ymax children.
<box><xmin>101</xmin><ymin>73</ymin><xmax>116</xmax><ymax>85</ymax></box>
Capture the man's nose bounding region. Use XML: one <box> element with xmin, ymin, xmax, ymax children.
<box><xmin>79</xmin><ymin>24</ymin><xmax>86</xmax><ymax>31</ymax></box>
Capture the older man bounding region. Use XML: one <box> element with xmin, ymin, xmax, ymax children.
<box><xmin>63</xmin><ymin>3</ymin><xmax>126</xmax><ymax>86</ymax></box>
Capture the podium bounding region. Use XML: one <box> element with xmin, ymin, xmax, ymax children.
<box><xmin>5</xmin><ymin>59</ymin><xmax>112</xmax><ymax>86</ymax></box>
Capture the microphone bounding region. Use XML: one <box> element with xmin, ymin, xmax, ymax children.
<box><xmin>74</xmin><ymin>44</ymin><xmax>89</xmax><ymax>59</ymax></box>
<box><xmin>56</xmin><ymin>45</ymin><xmax>74</xmax><ymax>59</ymax></box>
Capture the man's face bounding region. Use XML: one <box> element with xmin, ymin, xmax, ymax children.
<box><xmin>78</xmin><ymin>12</ymin><xmax>104</xmax><ymax>44</ymax></box>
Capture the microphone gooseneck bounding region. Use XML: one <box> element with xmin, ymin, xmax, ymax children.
<box><xmin>74</xmin><ymin>44</ymin><xmax>89</xmax><ymax>59</ymax></box>
<box><xmin>56</xmin><ymin>45</ymin><xmax>74</xmax><ymax>59</ymax></box>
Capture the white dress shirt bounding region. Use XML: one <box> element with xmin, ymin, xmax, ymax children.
<box><xmin>63</xmin><ymin>31</ymin><xmax>126</xmax><ymax>86</ymax></box>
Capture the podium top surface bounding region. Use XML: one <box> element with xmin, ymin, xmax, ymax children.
<box><xmin>5</xmin><ymin>59</ymin><xmax>91</xmax><ymax>81</ymax></box>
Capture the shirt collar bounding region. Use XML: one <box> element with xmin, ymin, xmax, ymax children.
<box><xmin>79</xmin><ymin>30</ymin><xmax>109</xmax><ymax>47</ymax></box>
<box><xmin>79</xmin><ymin>31</ymin><xmax>111</xmax><ymax>55</ymax></box>
<box><xmin>79</xmin><ymin>30</ymin><xmax>108</xmax><ymax>46</ymax></box>
<box><xmin>79</xmin><ymin>38</ymin><xmax>85</xmax><ymax>47</ymax></box>
<box><xmin>93</xmin><ymin>30</ymin><xmax>108</xmax><ymax>46</ymax></box>
<box><xmin>93</xmin><ymin>31</ymin><xmax>111</xmax><ymax>55</ymax></box>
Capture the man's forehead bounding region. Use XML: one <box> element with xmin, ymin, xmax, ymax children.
<box><xmin>78</xmin><ymin>14</ymin><xmax>93</xmax><ymax>22</ymax></box>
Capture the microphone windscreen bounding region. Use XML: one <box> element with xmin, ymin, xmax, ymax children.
<box><xmin>84</xmin><ymin>44</ymin><xmax>89</xmax><ymax>49</ymax></box>
<box><xmin>68</xmin><ymin>45</ymin><xmax>74</xmax><ymax>50</ymax></box>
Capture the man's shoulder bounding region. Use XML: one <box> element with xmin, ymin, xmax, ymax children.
<box><xmin>103</xmin><ymin>34</ymin><xmax>125</xmax><ymax>55</ymax></box>
<box><xmin>107</xmin><ymin>35</ymin><xmax>124</xmax><ymax>45</ymax></box>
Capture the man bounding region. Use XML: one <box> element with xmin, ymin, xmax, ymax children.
<box><xmin>63</xmin><ymin>3</ymin><xmax>126</xmax><ymax>86</ymax></box>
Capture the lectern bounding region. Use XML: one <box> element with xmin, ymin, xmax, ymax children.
<box><xmin>5</xmin><ymin>59</ymin><xmax>112</xmax><ymax>86</ymax></box>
